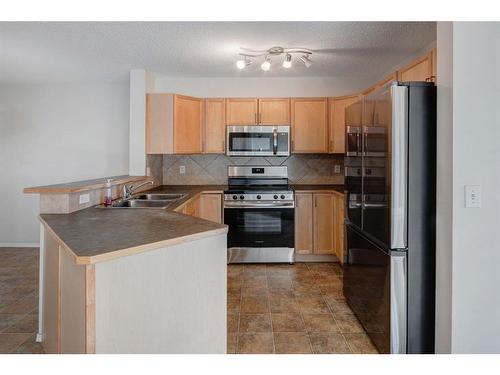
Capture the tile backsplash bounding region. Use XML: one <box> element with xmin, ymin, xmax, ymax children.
<box><xmin>156</xmin><ymin>154</ymin><xmax>344</xmax><ymax>185</ymax></box>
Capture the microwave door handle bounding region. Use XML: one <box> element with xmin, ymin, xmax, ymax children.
<box><xmin>273</xmin><ymin>128</ymin><xmax>278</xmax><ymax>155</ymax></box>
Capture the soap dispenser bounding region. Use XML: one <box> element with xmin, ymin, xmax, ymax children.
<box><xmin>104</xmin><ymin>179</ymin><xmax>113</xmax><ymax>207</ymax></box>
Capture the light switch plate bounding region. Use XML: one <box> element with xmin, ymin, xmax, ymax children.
<box><xmin>465</xmin><ymin>185</ymin><xmax>481</xmax><ymax>208</ymax></box>
<box><xmin>79</xmin><ymin>193</ymin><xmax>90</xmax><ymax>205</ymax></box>
<box><xmin>179</xmin><ymin>165</ymin><xmax>186</xmax><ymax>174</ymax></box>
<box><xmin>334</xmin><ymin>165</ymin><xmax>341</xmax><ymax>174</ymax></box>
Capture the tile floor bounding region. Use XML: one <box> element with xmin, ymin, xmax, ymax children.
<box><xmin>227</xmin><ymin>262</ymin><xmax>378</xmax><ymax>354</ymax></box>
<box><xmin>0</xmin><ymin>248</ymin><xmax>377</xmax><ymax>354</ymax></box>
<box><xmin>0</xmin><ymin>248</ymin><xmax>44</xmax><ymax>354</ymax></box>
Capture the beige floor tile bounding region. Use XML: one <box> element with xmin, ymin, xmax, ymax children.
<box><xmin>309</xmin><ymin>332</ymin><xmax>351</xmax><ymax>354</ymax></box>
<box><xmin>344</xmin><ymin>333</ymin><xmax>379</xmax><ymax>354</ymax></box>
<box><xmin>325</xmin><ymin>297</ymin><xmax>354</xmax><ymax>314</ymax></box>
<box><xmin>3</xmin><ymin>314</ymin><xmax>37</xmax><ymax>334</ymax></box>
<box><xmin>296</xmin><ymin>296</ymin><xmax>330</xmax><ymax>314</ymax></box>
<box><xmin>0</xmin><ymin>333</ymin><xmax>33</xmax><ymax>353</ymax></box>
<box><xmin>227</xmin><ymin>312</ymin><xmax>239</xmax><ymax>333</ymax></box>
<box><xmin>240</xmin><ymin>296</ymin><xmax>269</xmax><ymax>314</ymax></box>
<box><xmin>335</xmin><ymin>314</ymin><xmax>364</xmax><ymax>333</ymax></box>
<box><xmin>227</xmin><ymin>297</ymin><xmax>241</xmax><ymax>313</ymax></box>
<box><xmin>227</xmin><ymin>333</ymin><xmax>237</xmax><ymax>354</ymax></box>
<box><xmin>271</xmin><ymin>312</ymin><xmax>305</xmax><ymax>332</ymax></box>
<box><xmin>302</xmin><ymin>313</ymin><xmax>340</xmax><ymax>333</ymax></box>
<box><xmin>0</xmin><ymin>297</ymin><xmax>37</xmax><ymax>315</ymax></box>
<box><xmin>237</xmin><ymin>333</ymin><xmax>274</xmax><ymax>354</ymax></box>
<box><xmin>239</xmin><ymin>314</ymin><xmax>272</xmax><ymax>333</ymax></box>
<box><xmin>274</xmin><ymin>332</ymin><xmax>312</xmax><ymax>354</ymax></box>
<box><xmin>0</xmin><ymin>314</ymin><xmax>24</xmax><ymax>332</ymax></box>
<box><xmin>269</xmin><ymin>297</ymin><xmax>299</xmax><ymax>313</ymax></box>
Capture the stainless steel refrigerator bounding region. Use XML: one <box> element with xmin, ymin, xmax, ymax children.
<box><xmin>343</xmin><ymin>81</ymin><xmax>436</xmax><ymax>354</ymax></box>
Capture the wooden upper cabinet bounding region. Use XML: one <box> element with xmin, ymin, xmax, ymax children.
<box><xmin>226</xmin><ymin>98</ymin><xmax>258</xmax><ymax>125</ymax></box>
<box><xmin>295</xmin><ymin>193</ymin><xmax>314</xmax><ymax>255</ymax></box>
<box><xmin>313</xmin><ymin>193</ymin><xmax>336</xmax><ymax>255</ymax></box>
<box><xmin>398</xmin><ymin>51</ymin><xmax>434</xmax><ymax>82</ymax></box>
<box><xmin>258</xmin><ymin>98</ymin><xmax>290</xmax><ymax>125</ymax></box>
<box><xmin>174</xmin><ymin>95</ymin><xmax>203</xmax><ymax>154</ymax></box>
<box><xmin>363</xmin><ymin>72</ymin><xmax>398</xmax><ymax>97</ymax></box>
<box><xmin>291</xmin><ymin>98</ymin><xmax>328</xmax><ymax>153</ymax></box>
<box><xmin>204</xmin><ymin>99</ymin><xmax>225</xmax><ymax>153</ymax></box>
<box><xmin>145</xmin><ymin>93</ymin><xmax>203</xmax><ymax>154</ymax></box>
<box><xmin>328</xmin><ymin>95</ymin><xmax>359</xmax><ymax>154</ymax></box>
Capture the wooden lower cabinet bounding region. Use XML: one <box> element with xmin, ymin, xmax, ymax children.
<box><xmin>295</xmin><ymin>192</ymin><xmax>344</xmax><ymax>258</ymax></box>
<box><xmin>295</xmin><ymin>193</ymin><xmax>314</xmax><ymax>254</ymax></box>
<box><xmin>313</xmin><ymin>194</ymin><xmax>336</xmax><ymax>255</ymax></box>
<box><xmin>197</xmin><ymin>193</ymin><xmax>222</xmax><ymax>224</ymax></box>
<box><xmin>176</xmin><ymin>193</ymin><xmax>222</xmax><ymax>224</ymax></box>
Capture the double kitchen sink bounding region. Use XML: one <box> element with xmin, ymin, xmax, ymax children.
<box><xmin>97</xmin><ymin>193</ymin><xmax>187</xmax><ymax>209</ymax></box>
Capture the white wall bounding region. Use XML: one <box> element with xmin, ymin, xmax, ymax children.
<box><xmin>0</xmin><ymin>83</ymin><xmax>129</xmax><ymax>245</ymax></box>
<box><xmin>152</xmin><ymin>76</ymin><xmax>371</xmax><ymax>97</ymax></box>
<box><xmin>435</xmin><ymin>22</ymin><xmax>500</xmax><ymax>353</ymax></box>
<box><xmin>450</xmin><ymin>22</ymin><xmax>500</xmax><ymax>353</ymax></box>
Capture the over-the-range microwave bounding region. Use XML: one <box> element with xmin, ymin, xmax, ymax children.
<box><xmin>226</xmin><ymin>125</ymin><xmax>290</xmax><ymax>157</ymax></box>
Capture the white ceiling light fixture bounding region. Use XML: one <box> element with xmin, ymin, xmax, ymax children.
<box><xmin>236</xmin><ymin>46</ymin><xmax>313</xmax><ymax>71</ymax></box>
<box><xmin>236</xmin><ymin>56</ymin><xmax>252</xmax><ymax>70</ymax></box>
<box><xmin>300</xmin><ymin>54</ymin><xmax>313</xmax><ymax>68</ymax></box>
<box><xmin>261</xmin><ymin>56</ymin><xmax>271</xmax><ymax>71</ymax></box>
<box><xmin>282</xmin><ymin>54</ymin><xmax>292</xmax><ymax>68</ymax></box>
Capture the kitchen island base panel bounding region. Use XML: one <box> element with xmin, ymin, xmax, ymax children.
<box><xmin>38</xmin><ymin>226</ymin><xmax>227</xmax><ymax>354</ymax></box>
<box><xmin>95</xmin><ymin>233</ymin><xmax>227</xmax><ymax>354</ymax></box>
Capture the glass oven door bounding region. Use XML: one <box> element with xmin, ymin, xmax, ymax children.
<box><xmin>224</xmin><ymin>206</ymin><xmax>294</xmax><ymax>249</ymax></box>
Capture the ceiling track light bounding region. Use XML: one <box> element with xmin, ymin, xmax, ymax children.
<box><xmin>235</xmin><ymin>46</ymin><xmax>313</xmax><ymax>71</ymax></box>
<box><xmin>282</xmin><ymin>54</ymin><xmax>292</xmax><ymax>69</ymax></box>
<box><xmin>300</xmin><ymin>54</ymin><xmax>312</xmax><ymax>68</ymax></box>
<box><xmin>261</xmin><ymin>56</ymin><xmax>271</xmax><ymax>71</ymax></box>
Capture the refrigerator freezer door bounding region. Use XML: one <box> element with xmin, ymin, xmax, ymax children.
<box><xmin>390</xmin><ymin>250</ymin><xmax>407</xmax><ymax>354</ymax></box>
<box><xmin>390</xmin><ymin>85</ymin><xmax>408</xmax><ymax>249</ymax></box>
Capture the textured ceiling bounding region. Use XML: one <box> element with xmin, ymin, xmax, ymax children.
<box><xmin>0</xmin><ymin>22</ymin><xmax>436</xmax><ymax>83</ymax></box>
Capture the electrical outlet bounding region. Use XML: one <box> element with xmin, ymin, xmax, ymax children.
<box><xmin>179</xmin><ymin>165</ymin><xmax>186</xmax><ymax>174</ymax></box>
<box><xmin>79</xmin><ymin>193</ymin><xmax>90</xmax><ymax>205</ymax></box>
<box><xmin>465</xmin><ymin>185</ymin><xmax>481</xmax><ymax>208</ymax></box>
<box><xmin>334</xmin><ymin>165</ymin><xmax>341</xmax><ymax>174</ymax></box>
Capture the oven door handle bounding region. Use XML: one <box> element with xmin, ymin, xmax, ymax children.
<box><xmin>224</xmin><ymin>202</ymin><xmax>295</xmax><ymax>208</ymax></box>
<box><xmin>273</xmin><ymin>128</ymin><xmax>278</xmax><ymax>155</ymax></box>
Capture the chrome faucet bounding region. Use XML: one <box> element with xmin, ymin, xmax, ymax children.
<box><xmin>122</xmin><ymin>180</ymin><xmax>154</xmax><ymax>199</ymax></box>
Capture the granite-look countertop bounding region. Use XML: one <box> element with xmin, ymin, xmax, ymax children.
<box><xmin>39</xmin><ymin>185</ymin><xmax>228</xmax><ymax>264</ymax></box>
<box><xmin>291</xmin><ymin>184</ymin><xmax>345</xmax><ymax>195</ymax></box>
<box><xmin>39</xmin><ymin>184</ymin><xmax>343</xmax><ymax>264</ymax></box>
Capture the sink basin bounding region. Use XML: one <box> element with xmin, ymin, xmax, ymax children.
<box><xmin>133</xmin><ymin>193</ymin><xmax>187</xmax><ymax>201</ymax></box>
<box><xmin>96</xmin><ymin>199</ymin><xmax>170</xmax><ymax>209</ymax></box>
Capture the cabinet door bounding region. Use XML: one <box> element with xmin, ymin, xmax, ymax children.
<box><xmin>145</xmin><ymin>93</ymin><xmax>174</xmax><ymax>154</ymax></box>
<box><xmin>313</xmin><ymin>193</ymin><xmax>335</xmax><ymax>255</ymax></box>
<box><xmin>295</xmin><ymin>193</ymin><xmax>313</xmax><ymax>254</ymax></box>
<box><xmin>174</xmin><ymin>95</ymin><xmax>203</xmax><ymax>154</ymax></box>
<box><xmin>204</xmin><ymin>99</ymin><xmax>225</xmax><ymax>153</ymax></box>
<box><xmin>329</xmin><ymin>95</ymin><xmax>359</xmax><ymax>153</ymax></box>
<box><xmin>198</xmin><ymin>193</ymin><xmax>222</xmax><ymax>224</ymax></box>
<box><xmin>258</xmin><ymin>98</ymin><xmax>290</xmax><ymax>125</ymax></box>
<box><xmin>334</xmin><ymin>194</ymin><xmax>345</xmax><ymax>264</ymax></box>
<box><xmin>291</xmin><ymin>98</ymin><xmax>328</xmax><ymax>153</ymax></box>
<box><xmin>398</xmin><ymin>52</ymin><xmax>433</xmax><ymax>82</ymax></box>
<box><xmin>226</xmin><ymin>98</ymin><xmax>258</xmax><ymax>125</ymax></box>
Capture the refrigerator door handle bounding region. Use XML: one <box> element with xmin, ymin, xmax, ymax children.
<box><xmin>390</xmin><ymin>251</ymin><xmax>407</xmax><ymax>354</ymax></box>
<box><xmin>390</xmin><ymin>85</ymin><xmax>408</xmax><ymax>249</ymax></box>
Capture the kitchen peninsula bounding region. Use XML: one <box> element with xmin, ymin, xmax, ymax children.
<box><xmin>24</xmin><ymin>177</ymin><xmax>228</xmax><ymax>354</ymax></box>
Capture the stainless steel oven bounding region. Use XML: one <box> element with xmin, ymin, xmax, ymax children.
<box><xmin>226</xmin><ymin>125</ymin><xmax>290</xmax><ymax>156</ymax></box>
<box><xmin>224</xmin><ymin>166</ymin><xmax>294</xmax><ymax>263</ymax></box>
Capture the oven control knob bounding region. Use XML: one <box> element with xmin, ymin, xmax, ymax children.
<box><xmin>280</xmin><ymin>194</ymin><xmax>285</xmax><ymax>200</ymax></box>
<box><xmin>232</xmin><ymin>195</ymin><xmax>238</xmax><ymax>200</ymax></box>
<box><xmin>240</xmin><ymin>195</ymin><xmax>245</xmax><ymax>200</ymax></box>
<box><xmin>274</xmin><ymin>194</ymin><xmax>278</xmax><ymax>199</ymax></box>
<box><xmin>257</xmin><ymin>195</ymin><xmax>261</xmax><ymax>199</ymax></box>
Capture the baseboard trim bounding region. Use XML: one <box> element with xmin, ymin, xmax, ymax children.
<box><xmin>0</xmin><ymin>243</ymin><xmax>40</xmax><ymax>248</ymax></box>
